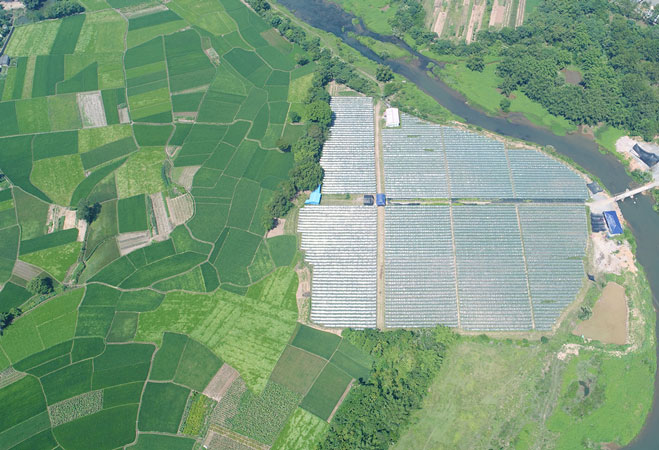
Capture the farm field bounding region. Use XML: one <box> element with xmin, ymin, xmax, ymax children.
<box><xmin>0</xmin><ymin>0</ymin><xmax>340</xmax><ymax>447</ymax></box>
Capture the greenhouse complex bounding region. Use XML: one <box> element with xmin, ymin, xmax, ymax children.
<box><xmin>298</xmin><ymin>97</ymin><xmax>590</xmax><ymax>331</ymax></box>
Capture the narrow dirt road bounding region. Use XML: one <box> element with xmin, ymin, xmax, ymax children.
<box><xmin>374</xmin><ymin>101</ymin><xmax>386</xmax><ymax>330</ymax></box>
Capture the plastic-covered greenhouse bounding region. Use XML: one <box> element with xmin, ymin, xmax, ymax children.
<box><xmin>298</xmin><ymin>206</ymin><xmax>377</xmax><ymax>328</ymax></box>
<box><xmin>298</xmin><ymin>101</ymin><xmax>589</xmax><ymax>331</ymax></box>
<box><xmin>319</xmin><ymin>97</ymin><xmax>376</xmax><ymax>194</ymax></box>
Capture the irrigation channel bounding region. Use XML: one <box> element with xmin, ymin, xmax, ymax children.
<box><xmin>276</xmin><ymin>0</ymin><xmax>659</xmax><ymax>447</ymax></box>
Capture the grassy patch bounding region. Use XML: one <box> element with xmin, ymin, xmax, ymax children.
<box><xmin>30</xmin><ymin>154</ymin><xmax>85</xmax><ymax>206</ymax></box>
<box><xmin>300</xmin><ymin>363</ymin><xmax>351</xmax><ymax>421</ymax></box>
<box><xmin>290</xmin><ymin>324</ymin><xmax>340</xmax><ymax>360</ymax></box>
<box><xmin>20</xmin><ymin>241</ymin><xmax>82</xmax><ymax>281</ymax></box>
<box><xmin>115</xmin><ymin>146</ymin><xmax>166</xmax><ymax>198</ymax></box>
<box><xmin>595</xmin><ymin>125</ymin><xmax>627</xmax><ymax>154</ymax></box>
<box><xmin>6</xmin><ymin>21</ymin><xmax>61</xmax><ymax>56</ymax></box>
<box><xmin>138</xmin><ymin>382</ymin><xmax>190</xmax><ymax>433</ymax></box>
<box><xmin>270</xmin><ymin>345</ymin><xmax>327</xmax><ymax>396</ymax></box>
<box><xmin>53</xmin><ymin>404</ymin><xmax>138</xmax><ymax>450</ymax></box>
<box><xmin>78</xmin><ymin>124</ymin><xmax>133</xmax><ymax>153</ymax></box>
<box><xmin>331</xmin><ymin>0</ymin><xmax>395</xmax><ymax>34</ymax></box>
<box><xmin>136</xmin><ymin>268</ymin><xmax>298</xmax><ymax>392</ymax></box>
<box><xmin>272</xmin><ymin>407</ymin><xmax>329</xmax><ymax>450</ymax></box>
<box><xmin>174</xmin><ymin>338</ymin><xmax>223</xmax><ymax>391</ymax></box>
<box><xmin>0</xmin><ymin>375</ymin><xmax>46</xmax><ymax>433</ymax></box>
<box><xmin>117</xmin><ymin>194</ymin><xmax>148</xmax><ymax>233</ymax></box>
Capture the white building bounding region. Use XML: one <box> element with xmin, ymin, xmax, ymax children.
<box><xmin>384</xmin><ymin>107</ymin><xmax>400</xmax><ymax>128</ymax></box>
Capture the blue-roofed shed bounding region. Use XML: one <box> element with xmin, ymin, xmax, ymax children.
<box><xmin>603</xmin><ymin>210</ymin><xmax>623</xmax><ymax>235</ymax></box>
<box><xmin>305</xmin><ymin>185</ymin><xmax>322</xmax><ymax>205</ymax></box>
<box><xmin>376</xmin><ymin>194</ymin><xmax>386</xmax><ymax>206</ymax></box>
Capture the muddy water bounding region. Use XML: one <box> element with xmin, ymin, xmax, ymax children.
<box><xmin>276</xmin><ymin>0</ymin><xmax>659</xmax><ymax>447</ymax></box>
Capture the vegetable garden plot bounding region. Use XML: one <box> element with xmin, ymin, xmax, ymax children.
<box><xmin>320</xmin><ymin>97</ymin><xmax>376</xmax><ymax>194</ymax></box>
<box><xmin>298</xmin><ymin>206</ymin><xmax>377</xmax><ymax>328</ymax></box>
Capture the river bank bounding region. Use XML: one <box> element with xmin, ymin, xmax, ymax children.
<box><xmin>273</xmin><ymin>0</ymin><xmax>659</xmax><ymax>448</ymax></box>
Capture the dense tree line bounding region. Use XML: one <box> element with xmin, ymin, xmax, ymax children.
<box><xmin>21</xmin><ymin>0</ymin><xmax>84</xmax><ymax>19</ymax></box>
<box><xmin>416</xmin><ymin>0</ymin><xmax>659</xmax><ymax>140</ymax></box>
<box><xmin>245</xmin><ymin>0</ymin><xmax>377</xmax><ymax>230</ymax></box>
<box><xmin>319</xmin><ymin>327</ymin><xmax>457</xmax><ymax>449</ymax></box>
<box><xmin>0</xmin><ymin>9</ymin><xmax>12</xmax><ymax>49</ymax></box>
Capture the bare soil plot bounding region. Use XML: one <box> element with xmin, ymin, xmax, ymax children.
<box><xmin>515</xmin><ymin>0</ymin><xmax>526</xmax><ymax>27</ymax></box>
<box><xmin>117</xmin><ymin>230</ymin><xmax>151</xmax><ymax>256</ymax></box>
<box><xmin>489</xmin><ymin>0</ymin><xmax>507</xmax><ymax>28</ymax></box>
<box><xmin>166</xmin><ymin>193</ymin><xmax>194</xmax><ymax>226</ymax></box>
<box><xmin>203</xmin><ymin>363</ymin><xmax>240</xmax><ymax>402</ymax></box>
<box><xmin>150</xmin><ymin>192</ymin><xmax>172</xmax><ymax>239</ymax></box>
<box><xmin>12</xmin><ymin>260</ymin><xmax>42</xmax><ymax>281</ymax></box>
<box><xmin>123</xmin><ymin>4</ymin><xmax>168</xmax><ymax>18</ymax></box>
<box><xmin>174</xmin><ymin>166</ymin><xmax>201</xmax><ymax>190</ymax></box>
<box><xmin>204</xmin><ymin>429</ymin><xmax>265</xmax><ymax>450</ymax></box>
<box><xmin>574</xmin><ymin>282</ymin><xmax>628</xmax><ymax>345</ymax></box>
<box><xmin>77</xmin><ymin>91</ymin><xmax>108</xmax><ymax>128</ymax></box>
<box><xmin>0</xmin><ymin>367</ymin><xmax>25</xmax><ymax>389</ymax></box>
<box><xmin>465</xmin><ymin>1</ymin><xmax>486</xmax><ymax>44</ymax></box>
<box><xmin>591</xmin><ymin>232</ymin><xmax>636</xmax><ymax>275</ymax></box>
<box><xmin>118</xmin><ymin>107</ymin><xmax>130</xmax><ymax>124</ymax></box>
<box><xmin>62</xmin><ymin>209</ymin><xmax>77</xmax><ymax>230</ymax></box>
<box><xmin>205</xmin><ymin>48</ymin><xmax>220</xmax><ymax>66</ymax></box>
<box><xmin>266</xmin><ymin>218</ymin><xmax>285</xmax><ymax>238</ymax></box>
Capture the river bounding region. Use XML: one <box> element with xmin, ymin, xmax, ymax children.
<box><xmin>276</xmin><ymin>0</ymin><xmax>659</xmax><ymax>447</ymax></box>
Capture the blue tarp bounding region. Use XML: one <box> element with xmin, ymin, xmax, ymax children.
<box><xmin>376</xmin><ymin>194</ymin><xmax>386</xmax><ymax>206</ymax></box>
<box><xmin>603</xmin><ymin>210</ymin><xmax>623</xmax><ymax>235</ymax></box>
<box><xmin>305</xmin><ymin>185</ymin><xmax>322</xmax><ymax>205</ymax></box>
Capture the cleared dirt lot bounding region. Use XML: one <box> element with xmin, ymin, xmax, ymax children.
<box><xmin>574</xmin><ymin>282</ymin><xmax>628</xmax><ymax>345</ymax></box>
<box><xmin>203</xmin><ymin>364</ymin><xmax>240</xmax><ymax>402</ymax></box>
<box><xmin>77</xmin><ymin>91</ymin><xmax>108</xmax><ymax>128</ymax></box>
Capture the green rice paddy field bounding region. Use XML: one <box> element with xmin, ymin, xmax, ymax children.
<box><xmin>0</xmin><ymin>0</ymin><xmax>350</xmax><ymax>447</ymax></box>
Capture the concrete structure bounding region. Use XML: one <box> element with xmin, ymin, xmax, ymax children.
<box><xmin>384</xmin><ymin>108</ymin><xmax>399</xmax><ymax>127</ymax></box>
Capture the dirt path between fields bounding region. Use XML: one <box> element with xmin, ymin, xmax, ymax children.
<box><xmin>374</xmin><ymin>101</ymin><xmax>385</xmax><ymax>330</ymax></box>
<box><xmin>515</xmin><ymin>0</ymin><xmax>526</xmax><ymax>27</ymax></box>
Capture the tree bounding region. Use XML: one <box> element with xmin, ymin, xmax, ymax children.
<box><xmin>77</xmin><ymin>200</ymin><xmax>101</xmax><ymax>224</ymax></box>
<box><xmin>27</xmin><ymin>276</ymin><xmax>54</xmax><ymax>296</ymax></box>
<box><xmin>22</xmin><ymin>0</ymin><xmax>45</xmax><ymax>10</ymax></box>
<box><xmin>0</xmin><ymin>308</ymin><xmax>20</xmax><ymax>335</ymax></box>
<box><xmin>295</xmin><ymin>54</ymin><xmax>309</xmax><ymax>66</ymax></box>
<box><xmin>289</xmin><ymin>111</ymin><xmax>301</xmax><ymax>123</ymax></box>
<box><xmin>500</xmin><ymin>97</ymin><xmax>511</xmax><ymax>112</ymax></box>
<box><xmin>306</xmin><ymin>101</ymin><xmax>332</xmax><ymax>128</ymax></box>
<box><xmin>292</xmin><ymin>136</ymin><xmax>322</xmax><ymax>164</ymax></box>
<box><xmin>466</xmin><ymin>54</ymin><xmax>485</xmax><ymax>72</ymax></box>
<box><xmin>276</xmin><ymin>138</ymin><xmax>291</xmax><ymax>152</ymax></box>
<box><xmin>42</xmin><ymin>1</ymin><xmax>84</xmax><ymax>19</ymax></box>
<box><xmin>376</xmin><ymin>65</ymin><xmax>394</xmax><ymax>82</ymax></box>
<box><xmin>289</xmin><ymin>161</ymin><xmax>323</xmax><ymax>191</ymax></box>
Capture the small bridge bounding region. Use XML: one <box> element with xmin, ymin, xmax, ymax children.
<box><xmin>591</xmin><ymin>180</ymin><xmax>659</xmax><ymax>208</ymax></box>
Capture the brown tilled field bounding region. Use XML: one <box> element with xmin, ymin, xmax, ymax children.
<box><xmin>573</xmin><ymin>282</ymin><xmax>628</xmax><ymax>345</ymax></box>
